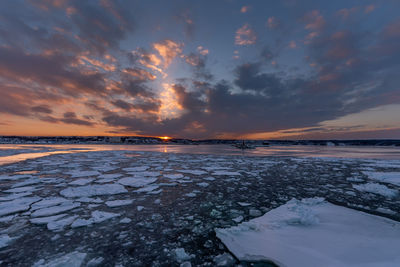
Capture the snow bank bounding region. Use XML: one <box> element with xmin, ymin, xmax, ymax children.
<box><xmin>216</xmin><ymin>198</ymin><xmax>400</xmax><ymax>267</ymax></box>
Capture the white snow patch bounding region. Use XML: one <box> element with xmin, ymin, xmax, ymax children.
<box><xmin>216</xmin><ymin>197</ymin><xmax>400</xmax><ymax>267</ymax></box>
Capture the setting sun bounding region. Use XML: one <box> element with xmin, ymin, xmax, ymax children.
<box><xmin>159</xmin><ymin>136</ymin><xmax>171</xmax><ymax>140</ymax></box>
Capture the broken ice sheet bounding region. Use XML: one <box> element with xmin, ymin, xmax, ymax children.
<box><xmin>216</xmin><ymin>198</ymin><xmax>400</xmax><ymax>266</ymax></box>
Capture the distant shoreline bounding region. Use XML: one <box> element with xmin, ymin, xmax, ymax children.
<box><xmin>0</xmin><ymin>136</ymin><xmax>399</xmax><ymax>146</ymax></box>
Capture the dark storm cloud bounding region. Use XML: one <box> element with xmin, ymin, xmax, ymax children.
<box><xmin>31</xmin><ymin>105</ymin><xmax>53</xmax><ymax>114</ymax></box>
<box><xmin>61</xmin><ymin>112</ymin><xmax>94</xmax><ymax>126</ymax></box>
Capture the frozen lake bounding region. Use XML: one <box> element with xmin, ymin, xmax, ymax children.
<box><xmin>0</xmin><ymin>144</ymin><xmax>399</xmax><ymax>266</ymax></box>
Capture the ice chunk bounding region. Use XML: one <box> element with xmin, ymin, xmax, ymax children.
<box><xmin>136</xmin><ymin>185</ymin><xmax>160</xmax><ymax>193</ymax></box>
<box><xmin>174</xmin><ymin>248</ymin><xmax>194</xmax><ymax>263</ymax></box>
<box><xmin>31</xmin><ymin>197</ymin><xmax>69</xmax><ymax>211</ymax></box>
<box><xmin>30</xmin><ymin>214</ymin><xmax>67</xmax><ymax>225</ymax></box>
<box><xmin>120</xmin><ymin>217</ymin><xmax>132</xmax><ymax>224</ymax></box>
<box><xmin>137</xmin><ymin>206</ymin><xmax>144</xmax><ymax>211</ymax></box>
<box><xmin>164</xmin><ymin>174</ymin><xmax>184</xmax><ymax>179</ymax></box>
<box><xmin>363</xmin><ymin>171</ymin><xmax>400</xmax><ymax>186</ymax></box>
<box><xmin>34</xmin><ymin>251</ymin><xmax>86</xmax><ymax>267</ymax></box>
<box><xmin>4</xmin><ymin>186</ymin><xmax>37</xmax><ymax>193</ymax></box>
<box><xmin>117</xmin><ymin>177</ymin><xmax>157</xmax><ymax>187</ymax></box>
<box><xmin>212</xmin><ymin>171</ymin><xmax>241</xmax><ymax>176</ymax></box>
<box><xmin>47</xmin><ymin>215</ymin><xmax>78</xmax><ymax>231</ymax></box>
<box><xmin>60</xmin><ymin>184</ymin><xmax>127</xmax><ymax>197</ymax></box>
<box><xmin>123</xmin><ymin>166</ymin><xmax>149</xmax><ymax>172</ymax></box>
<box><xmin>31</xmin><ymin>202</ymin><xmax>80</xmax><ymax>217</ymax></box>
<box><xmin>213</xmin><ymin>253</ymin><xmax>235</xmax><ymax>266</ymax></box>
<box><xmin>216</xmin><ymin>198</ymin><xmax>400</xmax><ymax>266</ymax></box>
<box><xmin>68</xmin><ymin>170</ymin><xmax>100</xmax><ymax>178</ymax></box>
<box><xmin>71</xmin><ymin>210</ymin><xmax>120</xmax><ymax>228</ymax></box>
<box><xmin>0</xmin><ymin>234</ymin><xmax>12</xmax><ymax>248</ymax></box>
<box><xmin>177</xmin><ymin>170</ymin><xmax>207</xmax><ymax>175</ymax></box>
<box><xmin>87</xmin><ymin>257</ymin><xmax>104</xmax><ymax>266</ymax></box>
<box><xmin>197</xmin><ymin>182</ymin><xmax>209</xmax><ymax>187</ymax></box>
<box><xmin>353</xmin><ymin>183</ymin><xmax>398</xmax><ymax>198</ymax></box>
<box><xmin>69</xmin><ymin>178</ymin><xmax>94</xmax><ymax>186</ymax></box>
<box><xmin>105</xmin><ymin>199</ymin><xmax>133</xmax><ymax>207</ymax></box>
<box><xmin>0</xmin><ymin>197</ymin><xmax>41</xmax><ymax>216</ymax></box>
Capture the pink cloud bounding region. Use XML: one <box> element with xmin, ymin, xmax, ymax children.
<box><xmin>235</xmin><ymin>24</ymin><xmax>257</xmax><ymax>45</ymax></box>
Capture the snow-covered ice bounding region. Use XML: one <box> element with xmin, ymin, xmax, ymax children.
<box><xmin>216</xmin><ymin>198</ymin><xmax>400</xmax><ymax>267</ymax></box>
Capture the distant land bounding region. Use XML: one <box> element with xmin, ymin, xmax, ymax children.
<box><xmin>1</xmin><ymin>136</ymin><xmax>400</xmax><ymax>146</ymax></box>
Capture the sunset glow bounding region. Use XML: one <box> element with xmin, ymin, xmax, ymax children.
<box><xmin>0</xmin><ymin>1</ymin><xmax>399</xmax><ymax>139</ymax></box>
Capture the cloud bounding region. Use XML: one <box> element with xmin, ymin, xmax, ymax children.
<box><xmin>235</xmin><ymin>24</ymin><xmax>257</xmax><ymax>45</ymax></box>
<box><xmin>197</xmin><ymin>46</ymin><xmax>209</xmax><ymax>55</ymax></box>
<box><xmin>303</xmin><ymin>10</ymin><xmax>325</xmax><ymax>31</ymax></box>
<box><xmin>365</xmin><ymin>5</ymin><xmax>375</xmax><ymax>14</ymax></box>
<box><xmin>153</xmin><ymin>40</ymin><xmax>184</xmax><ymax>68</ymax></box>
<box><xmin>240</xmin><ymin>6</ymin><xmax>251</xmax><ymax>13</ymax></box>
<box><xmin>267</xmin><ymin>16</ymin><xmax>280</xmax><ymax>29</ymax></box>
<box><xmin>61</xmin><ymin>112</ymin><xmax>94</xmax><ymax>126</ymax></box>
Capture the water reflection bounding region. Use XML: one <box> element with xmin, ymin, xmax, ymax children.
<box><xmin>0</xmin><ymin>144</ymin><xmax>399</xmax><ymax>166</ymax></box>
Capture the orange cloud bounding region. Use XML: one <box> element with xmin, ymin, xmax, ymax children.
<box><xmin>153</xmin><ymin>40</ymin><xmax>183</xmax><ymax>68</ymax></box>
<box><xmin>197</xmin><ymin>46</ymin><xmax>209</xmax><ymax>55</ymax></box>
<box><xmin>240</xmin><ymin>6</ymin><xmax>250</xmax><ymax>13</ymax></box>
<box><xmin>122</xmin><ymin>68</ymin><xmax>156</xmax><ymax>80</ymax></box>
<box><xmin>235</xmin><ymin>24</ymin><xmax>257</xmax><ymax>45</ymax></box>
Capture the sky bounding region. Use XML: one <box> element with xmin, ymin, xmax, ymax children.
<box><xmin>1</xmin><ymin>0</ymin><xmax>400</xmax><ymax>139</ymax></box>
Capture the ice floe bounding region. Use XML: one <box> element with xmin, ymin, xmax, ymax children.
<box><xmin>60</xmin><ymin>184</ymin><xmax>127</xmax><ymax>197</ymax></box>
<box><xmin>216</xmin><ymin>198</ymin><xmax>400</xmax><ymax>266</ymax></box>
<box><xmin>71</xmin><ymin>210</ymin><xmax>120</xmax><ymax>228</ymax></box>
<box><xmin>353</xmin><ymin>183</ymin><xmax>398</xmax><ymax>198</ymax></box>
<box><xmin>105</xmin><ymin>199</ymin><xmax>133</xmax><ymax>207</ymax></box>
<box><xmin>31</xmin><ymin>201</ymin><xmax>80</xmax><ymax>217</ymax></box>
<box><xmin>34</xmin><ymin>251</ymin><xmax>86</xmax><ymax>267</ymax></box>
<box><xmin>69</xmin><ymin>178</ymin><xmax>94</xmax><ymax>186</ymax></box>
<box><xmin>363</xmin><ymin>171</ymin><xmax>400</xmax><ymax>186</ymax></box>
<box><xmin>117</xmin><ymin>177</ymin><xmax>157</xmax><ymax>187</ymax></box>
<box><xmin>0</xmin><ymin>197</ymin><xmax>41</xmax><ymax>216</ymax></box>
